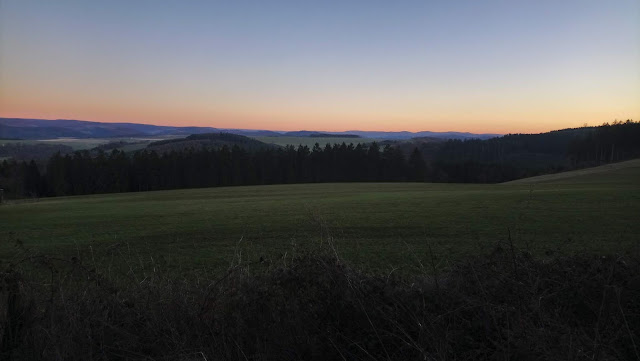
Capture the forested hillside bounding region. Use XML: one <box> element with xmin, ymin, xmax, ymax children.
<box><xmin>145</xmin><ymin>133</ymin><xmax>275</xmax><ymax>153</ymax></box>
<box><xmin>1</xmin><ymin>121</ymin><xmax>638</xmax><ymax>198</ymax></box>
<box><xmin>412</xmin><ymin>120</ymin><xmax>640</xmax><ymax>182</ymax></box>
<box><xmin>0</xmin><ymin>142</ymin><xmax>74</xmax><ymax>161</ymax></box>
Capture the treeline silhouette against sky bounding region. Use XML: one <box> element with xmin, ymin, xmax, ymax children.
<box><xmin>1</xmin><ymin>121</ymin><xmax>639</xmax><ymax>198</ymax></box>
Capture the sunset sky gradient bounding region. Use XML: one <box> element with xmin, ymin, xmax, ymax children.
<box><xmin>1</xmin><ymin>0</ymin><xmax>638</xmax><ymax>133</ymax></box>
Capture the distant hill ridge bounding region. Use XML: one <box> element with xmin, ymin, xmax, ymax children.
<box><xmin>146</xmin><ymin>132</ymin><xmax>274</xmax><ymax>153</ymax></box>
<box><xmin>309</xmin><ymin>133</ymin><xmax>360</xmax><ymax>138</ymax></box>
<box><xmin>0</xmin><ymin>117</ymin><xmax>500</xmax><ymax>140</ymax></box>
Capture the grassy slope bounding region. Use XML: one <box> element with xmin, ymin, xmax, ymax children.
<box><xmin>504</xmin><ymin>158</ymin><xmax>640</xmax><ymax>184</ymax></box>
<box><xmin>2</xmin><ymin>161</ymin><xmax>639</xmax><ymax>271</ymax></box>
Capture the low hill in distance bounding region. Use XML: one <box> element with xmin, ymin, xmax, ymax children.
<box><xmin>145</xmin><ymin>132</ymin><xmax>275</xmax><ymax>153</ymax></box>
<box><xmin>0</xmin><ymin>117</ymin><xmax>263</xmax><ymax>139</ymax></box>
<box><xmin>346</xmin><ymin>129</ymin><xmax>501</xmax><ymax>140</ymax></box>
<box><xmin>0</xmin><ymin>117</ymin><xmax>499</xmax><ymax>140</ymax></box>
<box><xmin>309</xmin><ymin>132</ymin><xmax>360</xmax><ymax>138</ymax></box>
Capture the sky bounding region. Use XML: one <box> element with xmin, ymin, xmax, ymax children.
<box><xmin>0</xmin><ymin>0</ymin><xmax>638</xmax><ymax>134</ymax></box>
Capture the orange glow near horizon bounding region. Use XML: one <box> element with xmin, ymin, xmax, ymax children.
<box><xmin>1</xmin><ymin>108</ymin><xmax>638</xmax><ymax>135</ymax></box>
<box><xmin>1</xmin><ymin>1</ymin><xmax>638</xmax><ymax>136</ymax></box>
<box><xmin>1</xmin><ymin>92</ymin><xmax>638</xmax><ymax>134</ymax></box>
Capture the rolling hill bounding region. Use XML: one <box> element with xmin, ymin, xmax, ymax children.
<box><xmin>2</xmin><ymin>155</ymin><xmax>638</xmax><ymax>269</ymax></box>
<box><xmin>145</xmin><ymin>132</ymin><xmax>275</xmax><ymax>153</ymax></box>
<box><xmin>1</xmin><ymin>117</ymin><xmax>500</xmax><ymax>140</ymax></box>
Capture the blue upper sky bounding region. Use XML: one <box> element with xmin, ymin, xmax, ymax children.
<box><xmin>1</xmin><ymin>0</ymin><xmax>638</xmax><ymax>133</ymax></box>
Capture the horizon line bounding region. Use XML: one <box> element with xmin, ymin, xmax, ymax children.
<box><xmin>6</xmin><ymin>116</ymin><xmax>580</xmax><ymax>136</ymax></box>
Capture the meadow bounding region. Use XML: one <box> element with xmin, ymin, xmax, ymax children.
<box><xmin>2</xmin><ymin>160</ymin><xmax>639</xmax><ymax>360</ymax></box>
<box><xmin>2</xmin><ymin>159</ymin><xmax>639</xmax><ymax>272</ymax></box>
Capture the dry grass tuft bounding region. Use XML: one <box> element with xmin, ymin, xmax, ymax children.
<box><xmin>1</xmin><ymin>241</ymin><xmax>639</xmax><ymax>360</ymax></box>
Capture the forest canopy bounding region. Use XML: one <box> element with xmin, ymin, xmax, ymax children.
<box><xmin>1</xmin><ymin>121</ymin><xmax>638</xmax><ymax>199</ymax></box>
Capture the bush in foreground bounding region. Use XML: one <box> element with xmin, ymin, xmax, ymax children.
<box><xmin>1</xmin><ymin>244</ymin><xmax>639</xmax><ymax>360</ymax></box>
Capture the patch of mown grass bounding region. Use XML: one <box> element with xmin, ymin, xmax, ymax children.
<box><xmin>2</xmin><ymin>240</ymin><xmax>639</xmax><ymax>360</ymax></box>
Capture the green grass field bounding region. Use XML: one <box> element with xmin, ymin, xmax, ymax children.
<box><xmin>2</xmin><ymin>159</ymin><xmax>639</xmax><ymax>271</ymax></box>
<box><xmin>252</xmin><ymin>136</ymin><xmax>378</xmax><ymax>147</ymax></box>
<box><xmin>505</xmin><ymin>159</ymin><xmax>640</xmax><ymax>184</ymax></box>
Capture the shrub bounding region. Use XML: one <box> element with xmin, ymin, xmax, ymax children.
<box><xmin>1</xmin><ymin>245</ymin><xmax>639</xmax><ymax>360</ymax></box>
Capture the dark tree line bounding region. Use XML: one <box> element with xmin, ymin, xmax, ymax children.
<box><xmin>0</xmin><ymin>143</ymin><xmax>73</xmax><ymax>161</ymax></box>
<box><xmin>567</xmin><ymin>120</ymin><xmax>640</xmax><ymax>164</ymax></box>
<box><xmin>435</xmin><ymin>120</ymin><xmax>639</xmax><ymax>166</ymax></box>
<box><xmin>0</xmin><ymin>142</ymin><xmax>426</xmax><ymax>198</ymax></box>
<box><xmin>429</xmin><ymin>120</ymin><xmax>640</xmax><ymax>182</ymax></box>
<box><xmin>1</xmin><ymin>121</ymin><xmax>638</xmax><ymax>199</ymax></box>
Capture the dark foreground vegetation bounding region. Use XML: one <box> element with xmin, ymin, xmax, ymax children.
<box><xmin>2</xmin><ymin>241</ymin><xmax>639</xmax><ymax>360</ymax></box>
<box><xmin>1</xmin><ymin>120</ymin><xmax>639</xmax><ymax>198</ymax></box>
